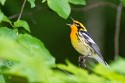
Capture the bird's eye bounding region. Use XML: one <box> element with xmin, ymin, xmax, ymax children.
<box><xmin>75</xmin><ymin>23</ymin><xmax>81</xmax><ymax>29</ymax></box>
<box><xmin>75</xmin><ymin>23</ymin><xmax>80</xmax><ymax>27</ymax></box>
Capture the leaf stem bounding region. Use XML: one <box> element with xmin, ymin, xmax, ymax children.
<box><xmin>17</xmin><ymin>0</ymin><xmax>26</xmax><ymax>21</ymax></box>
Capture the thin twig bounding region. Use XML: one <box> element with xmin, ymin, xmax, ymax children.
<box><xmin>72</xmin><ymin>2</ymin><xmax>117</xmax><ymax>11</ymax></box>
<box><xmin>17</xmin><ymin>0</ymin><xmax>26</xmax><ymax>20</ymax></box>
<box><xmin>9</xmin><ymin>14</ymin><xmax>19</xmax><ymax>19</ymax></box>
<box><xmin>9</xmin><ymin>2</ymin><xmax>117</xmax><ymax>20</ymax></box>
<box><xmin>114</xmin><ymin>2</ymin><xmax>123</xmax><ymax>60</ymax></box>
<box><xmin>9</xmin><ymin>5</ymin><xmax>44</xmax><ymax>19</ymax></box>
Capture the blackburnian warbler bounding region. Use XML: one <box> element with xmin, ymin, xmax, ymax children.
<box><xmin>67</xmin><ymin>18</ymin><xmax>109</xmax><ymax>67</ymax></box>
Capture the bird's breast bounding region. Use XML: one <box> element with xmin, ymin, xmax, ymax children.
<box><xmin>70</xmin><ymin>32</ymin><xmax>92</xmax><ymax>56</ymax></box>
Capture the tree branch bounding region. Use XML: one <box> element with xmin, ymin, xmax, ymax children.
<box><xmin>17</xmin><ymin>0</ymin><xmax>26</xmax><ymax>20</ymax></box>
<box><xmin>72</xmin><ymin>2</ymin><xmax>117</xmax><ymax>11</ymax></box>
<box><xmin>9</xmin><ymin>2</ymin><xmax>117</xmax><ymax>20</ymax></box>
<box><xmin>114</xmin><ymin>2</ymin><xmax>123</xmax><ymax>60</ymax></box>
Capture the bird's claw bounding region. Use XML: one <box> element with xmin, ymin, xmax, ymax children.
<box><xmin>78</xmin><ymin>56</ymin><xmax>87</xmax><ymax>68</ymax></box>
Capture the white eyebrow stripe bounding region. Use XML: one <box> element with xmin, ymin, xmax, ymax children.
<box><xmin>81</xmin><ymin>32</ymin><xmax>96</xmax><ymax>44</ymax></box>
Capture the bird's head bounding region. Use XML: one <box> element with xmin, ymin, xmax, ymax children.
<box><xmin>67</xmin><ymin>17</ymin><xmax>87</xmax><ymax>32</ymax></box>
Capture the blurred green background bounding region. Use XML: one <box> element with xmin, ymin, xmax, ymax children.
<box><xmin>1</xmin><ymin>0</ymin><xmax>125</xmax><ymax>65</ymax></box>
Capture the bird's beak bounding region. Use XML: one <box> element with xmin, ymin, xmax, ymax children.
<box><xmin>66</xmin><ymin>17</ymin><xmax>74</xmax><ymax>26</ymax></box>
<box><xmin>66</xmin><ymin>23</ymin><xmax>72</xmax><ymax>26</ymax></box>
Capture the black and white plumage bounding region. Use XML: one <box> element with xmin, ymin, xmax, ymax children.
<box><xmin>79</xmin><ymin>30</ymin><xmax>109</xmax><ymax>67</ymax></box>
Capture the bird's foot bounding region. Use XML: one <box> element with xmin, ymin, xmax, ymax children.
<box><xmin>78</xmin><ymin>56</ymin><xmax>88</xmax><ymax>68</ymax></box>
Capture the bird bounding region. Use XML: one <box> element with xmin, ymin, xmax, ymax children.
<box><xmin>67</xmin><ymin>17</ymin><xmax>109</xmax><ymax>68</ymax></box>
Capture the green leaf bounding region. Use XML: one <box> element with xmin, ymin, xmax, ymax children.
<box><xmin>0</xmin><ymin>10</ymin><xmax>11</xmax><ymax>23</ymax></box>
<box><xmin>122</xmin><ymin>0</ymin><xmax>125</xmax><ymax>7</ymax></box>
<box><xmin>0</xmin><ymin>27</ymin><xmax>22</xmax><ymax>61</ymax></box>
<box><xmin>0</xmin><ymin>27</ymin><xmax>17</xmax><ymax>39</ymax></box>
<box><xmin>14</xmin><ymin>20</ymin><xmax>30</xmax><ymax>32</ymax></box>
<box><xmin>0</xmin><ymin>27</ymin><xmax>55</xmax><ymax>82</ymax></box>
<box><xmin>2</xmin><ymin>15</ymin><xmax>11</xmax><ymax>23</ymax></box>
<box><xmin>57</xmin><ymin>60</ymin><xmax>106</xmax><ymax>83</ymax></box>
<box><xmin>68</xmin><ymin>0</ymin><xmax>86</xmax><ymax>5</ymax></box>
<box><xmin>47</xmin><ymin>0</ymin><xmax>70</xmax><ymax>19</ymax></box>
<box><xmin>17</xmin><ymin>34</ymin><xmax>55</xmax><ymax>67</ymax></box>
<box><xmin>42</xmin><ymin>0</ymin><xmax>46</xmax><ymax>3</ymax></box>
<box><xmin>16</xmin><ymin>34</ymin><xmax>55</xmax><ymax>82</ymax></box>
<box><xmin>111</xmin><ymin>58</ymin><xmax>125</xmax><ymax>75</ymax></box>
<box><xmin>93</xmin><ymin>64</ymin><xmax>125</xmax><ymax>83</ymax></box>
<box><xmin>0</xmin><ymin>0</ymin><xmax>6</xmax><ymax>5</ymax></box>
<box><xmin>27</xmin><ymin>0</ymin><xmax>35</xmax><ymax>8</ymax></box>
<box><xmin>0</xmin><ymin>75</ymin><xmax>5</xmax><ymax>83</ymax></box>
<box><xmin>0</xmin><ymin>10</ymin><xmax>4</xmax><ymax>23</ymax></box>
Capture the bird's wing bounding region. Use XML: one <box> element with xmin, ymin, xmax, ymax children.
<box><xmin>79</xmin><ymin>31</ymin><xmax>104</xmax><ymax>60</ymax></box>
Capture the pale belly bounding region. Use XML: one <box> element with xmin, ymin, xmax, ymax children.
<box><xmin>71</xmin><ymin>37</ymin><xmax>92</xmax><ymax>56</ymax></box>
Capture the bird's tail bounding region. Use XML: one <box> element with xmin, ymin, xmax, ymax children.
<box><xmin>94</xmin><ymin>55</ymin><xmax>110</xmax><ymax>68</ymax></box>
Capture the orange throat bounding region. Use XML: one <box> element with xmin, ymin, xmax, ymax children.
<box><xmin>70</xmin><ymin>25</ymin><xmax>78</xmax><ymax>42</ymax></box>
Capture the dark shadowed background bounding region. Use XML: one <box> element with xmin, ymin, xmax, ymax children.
<box><xmin>1</xmin><ymin>0</ymin><xmax>125</xmax><ymax>65</ymax></box>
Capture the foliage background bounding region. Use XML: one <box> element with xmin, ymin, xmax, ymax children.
<box><xmin>0</xmin><ymin>0</ymin><xmax>125</xmax><ymax>83</ymax></box>
<box><xmin>1</xmin><ymin>0</ymin><xmax>125</xmax><ymax>64</ymax></box>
